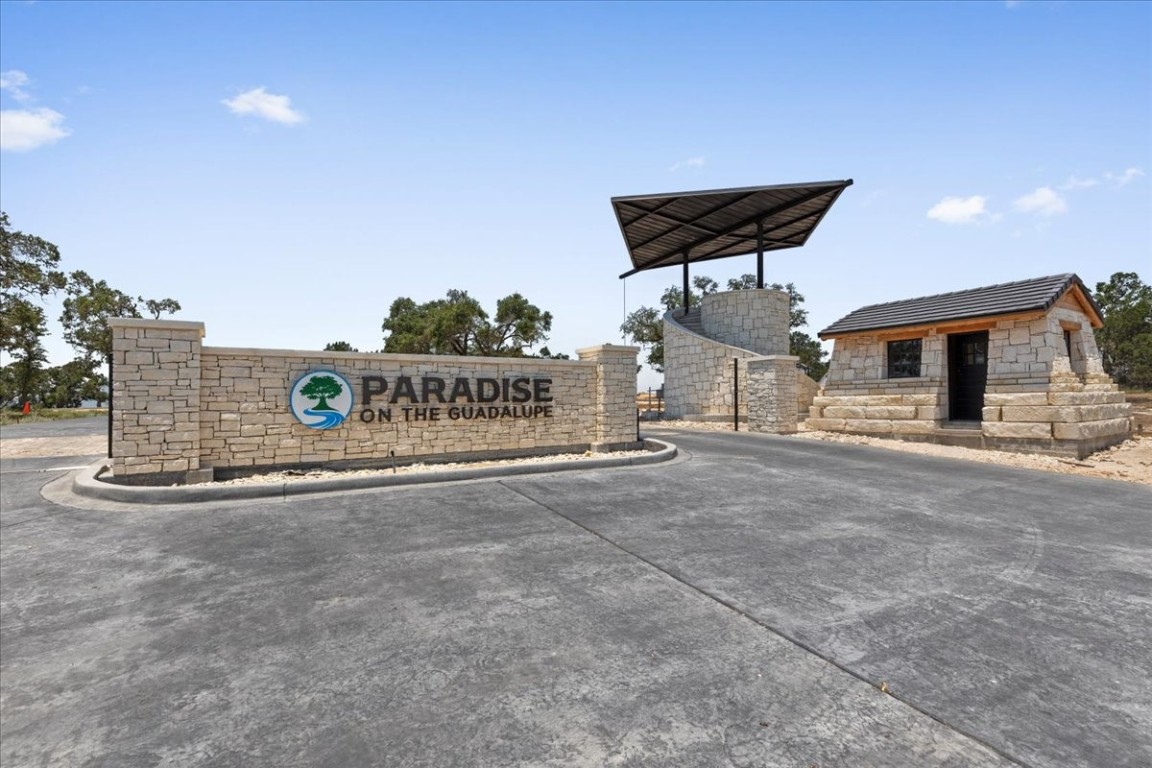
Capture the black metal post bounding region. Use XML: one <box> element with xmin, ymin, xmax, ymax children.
<box><xmin>107</xmin><ymin>357</ymin><xmax>113</xmax><ymax>458</ymax></box>
<box><xmin>682</xmin><ymin>251</ymin><xmax>690</xmax><ymax>312</ymax></box>
<box><xmin>756</xmin><ymin>219</ymin><xmax>765</xmax><ymax>289</ymax></box>
<box><xmin>733</xmin><ymin>357</ymin><xmax>739</xmax><ymax>431</ymax></box>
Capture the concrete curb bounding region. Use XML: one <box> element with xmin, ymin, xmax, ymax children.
<box><xmin>72</xmin><ymin>439</ymin><xmax>678</xmax><ymax>504</ymax></box>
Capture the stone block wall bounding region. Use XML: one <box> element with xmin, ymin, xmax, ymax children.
<box><xmin>663</xmin><ymin>312</ymin><xmax>755</xmax><ymax>420</ymax></box>
<box><xmin>700</xmin><ymin>289</ymin><xmax>790</xmax><ymax>356</ymax></box>
<box><xmin>110</xmin><ymin>319</ymin><xmax>640</xmax><ymax>481</ymax></box>
<box><xmin>979</xmin><ymin>309</ymin><xmax>1128</xmax><ymax>452</ymax></box>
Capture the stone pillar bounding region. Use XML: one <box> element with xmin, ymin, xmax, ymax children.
<box><xmin>746</xmin><ymin>355</ymin><xmax>800</xmax><ymax>434</ymax></box>
<box><xmin>109</xmin><ymin>318</ymin><xmax>208</xmax><ymax>482</ymax></box>
<box><xmin>576</xmin><ymin>344</ymin><xmax>640</xmax><ymax>451</ymax></box>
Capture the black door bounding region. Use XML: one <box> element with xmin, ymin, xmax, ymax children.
<box><xmin>948</xmin><ymin>331</ymin><xmax>988</xmax><ymax>421</ymax></box>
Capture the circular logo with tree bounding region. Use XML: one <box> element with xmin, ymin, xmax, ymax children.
<box><xmin>290</xmin><ymin>371</ymin><xmax>353</xmax><ymax>429</ymax></box>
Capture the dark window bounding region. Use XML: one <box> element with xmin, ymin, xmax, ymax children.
<box><xmin>1064</xmin><ymin>330</ymin><xmax>1073</xmax><ymax>358</ymax></box>
<box><xmin>887</xmin><ymin>339</ymin><xmax>922</xmax><ymax>378</ymax></box>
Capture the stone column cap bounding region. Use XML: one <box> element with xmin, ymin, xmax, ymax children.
<box><xmin>576</xmin><ymin>344</ymin><xmax>640</xmax><ymax>358</ymax></box>
<box><xmin>108</xmin><ymin>317</ymin><xmax>206</xmax><ymax>335</ymax></box>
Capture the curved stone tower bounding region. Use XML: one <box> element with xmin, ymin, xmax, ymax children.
<box><xmin>663</xmin><ymin>289</ymin><xmax>814</xmax><ymax>431</ymax></box>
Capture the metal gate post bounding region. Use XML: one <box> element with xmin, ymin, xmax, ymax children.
<box><xmin>107</xmin><ymin>357</ymin><xmax>113</xmax><ymax>458</ymax></box>
<box><xmin>733</xmin><ymin>357</ymin><xmax>739</xmax><ymax>431</ymax></box>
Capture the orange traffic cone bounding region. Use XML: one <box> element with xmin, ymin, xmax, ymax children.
<box><xmin>22</xmin><ymin>401</ymin><xmax>31</xmax><ymax>415</ymax></box>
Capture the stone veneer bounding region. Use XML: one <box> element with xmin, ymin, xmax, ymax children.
<box><xmin>662</xmin><ymin>288</ymin><xmax>816</xmax><ymax>432</ymax></box>
<box><xmin>110</xmin><ymin>318</ymin><xmax>639</xmax><ymax>482</ymax></box>
<box><xmin>699</xmin><ymin>289</ymin><xmax>790</xmax><ymax>356</ymax></box>
<box><xmin>746</xmin><ymin>356</ymin><xmax>800</xmax><ymax>434</ymax></box>
<box><xmin>808</xmin><ymin>302</ymin><xmax>1130</xmax><ymax>458</ymax></box>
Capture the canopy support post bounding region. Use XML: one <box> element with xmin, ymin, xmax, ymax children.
<box><xmin>756</xmin><ymin>219</ymin><xmax>765</xmax><ymax>289</ymax></box>
<box><xmin>682</xmin><ymin>251</ymin><xmax>691</xmax><ymax>312</ymax></box>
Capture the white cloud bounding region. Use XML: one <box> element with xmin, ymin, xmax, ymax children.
<box><xmin>0</xmin><ymin>70</ymin><xmax>32</xmax><ymax>101</ymax></box>
<box><xmin>0</xmin><ymin>107</ymin><xmax>69</xmax><ymax>151</ymax></box>
<box><xmin>1058</xmin><ymin>175</ymin><xmax>1098</xmax><ymax>190</ymax></box>
<box><xmin>1105</xmin><ymin>167</ymin><xmax>1145</xmax><ymax>186</ymax></box>
<box><xmin>1012</xmin><ymin>186</ymin><xmax>1067</xmax><ymax>216</ymax></box>
<box><xmin>669</xmin><ymin>156</ymin><xmax>705</xmax><ymax>172</ymax></box>
<box><xmin>222</xmin><ymin>87</ymin><xmax>305</xmax><ymax>125</ymax></box>
<box><xmin>926</xmin><ymin>195</ymin><xmax>988</xmax><ymax>224</ymax></box>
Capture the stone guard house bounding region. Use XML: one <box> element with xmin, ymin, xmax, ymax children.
<box><xmin>809</xmin><ymin>274</ymin><xmax>1130</xmax><ymax>458</ymax></box>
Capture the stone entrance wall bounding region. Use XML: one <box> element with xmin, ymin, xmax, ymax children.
<box><xmin>109</xmin><ymin>318</ymin><xmax>639</xmax><ymax>482</ymax></box>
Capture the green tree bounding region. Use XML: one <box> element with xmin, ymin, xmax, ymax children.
<box><xmin>300</xmin><ymin>375</ymin><xmax>343</xmax><ymax>411</ymax></box>
<box><xmin>37</xmin><ymin>359</ymin><xmax>103</xmax><ymax>408</ymax></box>
<box><xmin>621</xmin><ymin>274</ymin><xmax>827</xmax><ymax>377</ymax></box>
<box><xmin>382</xmin><ymin>290</ymin><xmax>553</xmax><ymax>357</ymax></box>
<box><xmin>0</xmin><ymin>364</ymin><xmax>17</xmax><ymax>407</ymax></box>
<box><xmin>59</xmin><ymin>270</ymin><xmax>181</xmax><ymax>363</ymax></box>
<box><xmin>324</xmin><ymin>341</ymin><xmax>359</xmax><ymax>352</ymax></box>
<box><xmin>0</xmin><ymin>212</ymin><xmax>66</xmax><ymax>352</ymax></box>
<box><xmin>622</xmin><ymin>277</ymin><xmax>720</xmax><ymax>371</ymax></box>
<box><xmin>143</xmin><ymin>298</ymin><xmax>182</xmax><ymax>319</ymax></box>
<box><xmin>5</xmin><ymin>299</ymin><xmax>49</xmax><ymax>405</ymax></box>
<box><xmin>1094</xmin><ymin>272</ymin><xmax>1152</xmax><ymax>389</ymax></box>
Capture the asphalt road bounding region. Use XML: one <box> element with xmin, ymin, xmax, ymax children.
<box><xmin>2</xmin><ymin>418</ymin><xmax>1149</xmax><ymax>767</ymax></box>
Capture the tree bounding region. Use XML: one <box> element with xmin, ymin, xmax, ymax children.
<box><xmin>621</xmin><ymin>277</ymin><xmax>721</xmax><ymax>372</ymax></box>
<box><xmin>324</xmin><ymin>341</ymin><xmax>359</xmax><ymax>352</ymax></box>
<box><xmin>59</xmin><ymin>270</ymin><xmax>181</xmax><ymax>363</ymax></box>
<box><xmin>300</xmin><ymin>375</ymin><xmax>343</xmax><ymax>411</ymax></box>
<box><xmin>5</xmin><ymin>298</ymin><xmax>49</xmax><ymax>405</ymax></box>
<box><xmin>1</xmin><ymin>212</ymin><xmax>66</xmax><ymax>354</ymax></box>
<box><xmin>382</xmin><ymin>290</ymin><xmax>554</xmax><ymax>357</ymax></box>
<box><xmin>536</xmin><ymin>347</ymin><xmax>570</xmax><ymax>360</ymax></box>
<box><xmin>1094</xmin><ymin>272</ymin><xmax>1152</xmax><ymax>389</ymax></box>
<box><xmin>620</xmin><ymin>274</ymin><xmax>828</xmax><ymax>377</ymax></box>
<box><xmin>0</xmin><ymin>364</ymin><xmax>17</xmax><ymax>407</ymax></box>
<box><xmin>34</xmin><ymin>359</ymin><xmax>105</xmax><ymax>408</ymax></box>
<box><xmin>143</xmin><ymin>298</ymin><xmax>181</xmax><ymax>319</ymax></box>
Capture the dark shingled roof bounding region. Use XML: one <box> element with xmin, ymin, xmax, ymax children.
<box><xmin>818</xmin><ymin>274</ymin><xmax>1102</xmax><ymax>338</ymax></box>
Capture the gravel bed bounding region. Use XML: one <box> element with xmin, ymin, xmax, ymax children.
<box><xmin>214</xmin><ymin>449</ymin><xmax>653</xmax><ymax>485</ymax></box>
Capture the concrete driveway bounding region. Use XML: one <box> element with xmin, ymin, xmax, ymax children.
<box><xmin>2</xmin><ymin>418</ymin><xmax>1149</xmax><ymax>767</ymax></box>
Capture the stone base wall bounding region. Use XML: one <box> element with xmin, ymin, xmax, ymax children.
<box><xmin>982</xmin><ymin>375</ymin><xmax>1130</xmax><ymax>445</ymax></box>
<box><xmin>110</xmin><ymin>319</ymin><xmax>639</xmax><ymax>481</ymax></box>
<box><xmin>808</xmin><ymin>392</ymin><xmax>946</xmax><ymax>436</ymax></box>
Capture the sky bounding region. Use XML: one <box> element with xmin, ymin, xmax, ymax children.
<box><xmin>2</xmin><ymin>1</ymin><xmax>1149</xmax><ymax>391</ymax></box>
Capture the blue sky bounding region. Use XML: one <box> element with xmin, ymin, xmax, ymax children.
<box><xmin>2</xmin><ymin>0</ymin><xmax>1149</xmax><ymax>389</ymax></box>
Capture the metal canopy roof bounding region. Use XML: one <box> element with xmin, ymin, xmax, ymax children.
<box><xmin>614</xmin><ymin>179</ymin><xmax>853</xmax><ymax>279</ymax></box>
<box><xmin>818</xmin><ymin>273</ymin><xmax>1103</xmax><ymax>338</ymax></box>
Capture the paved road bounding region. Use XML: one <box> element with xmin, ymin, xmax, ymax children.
<box><xmin>1</xmin><ymin>419</ymin><xmax>1149</xmax><ymax>767</ymax></box>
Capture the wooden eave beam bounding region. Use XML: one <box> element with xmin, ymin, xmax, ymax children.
<box><xmin>819</xmin><ymin>310</ymin><xmax>1048</xmax><ymax>341</ymax></box>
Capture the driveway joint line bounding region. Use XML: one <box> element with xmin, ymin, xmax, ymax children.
<box><xmin>498</xmin><ymin>479</ymin><xmax>1034</xmax><ymax>768</ymax></box>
